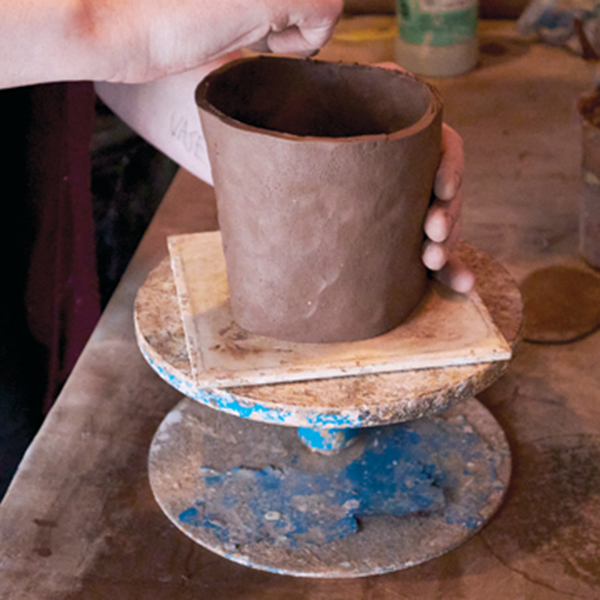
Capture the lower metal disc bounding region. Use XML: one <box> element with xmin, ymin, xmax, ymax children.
<box><xmin>149</xmin><ymin>396</ymin><xmax>510</xmax><ymax>578</ymax></box>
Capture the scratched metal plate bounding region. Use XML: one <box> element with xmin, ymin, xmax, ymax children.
<box><xmin>149</xmin><ymin>396</ymin><xmax>510</xmax><ymax>578</ymax></box>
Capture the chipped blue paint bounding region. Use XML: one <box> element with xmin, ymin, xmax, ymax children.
<box><xmin>297</xmin><ymin>426</ymin><xmax>360</xmax><ymax>452</ymax></box>
<box><xmin>308</xmin><ymin>412</ymin><xmax>357</xmax><ymax>428</ymax></box>
<box><xmin>176</xmin><ymin>418</ymin><xmax>501</xmax><ymax>549</ymax></box>
<box><xmin>178</xmin><ymin>466</ymin><xmax>359</xmax><ymax>548</ymax></box>
<box><xmin>198</xmin><ymin>388</ymin><xmax>291</xmax><ymax>424</ymax></box>
<box><xmin>140</xmin><ymin>345</ymin><xmax>358</xmax><ymax>428</ymax></box>
<box><xmin>411</xmin><ymin>416</ymin><xmax>504</xmax><ymax>530</ymax></box>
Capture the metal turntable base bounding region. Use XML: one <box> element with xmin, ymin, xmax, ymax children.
<box><xmin>136</xmin><ymin>242</ymin><xmax>522</xmax><ymax>577</ymax></box>
<box><xmin>149</xmin><ymin>395</ymin><xmax>510</xmax><ymax>577</ymax></box>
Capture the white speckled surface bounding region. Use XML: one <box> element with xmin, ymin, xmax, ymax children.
<box><xmin>167</xmin><ymin>231</ymin><xmax>510</xmax><ymax>389</ymax></box>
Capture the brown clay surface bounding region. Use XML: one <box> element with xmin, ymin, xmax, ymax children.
<box><xmin>196</xmin><ymin>57</ymin><xmax>442</xmax><ymax>343</ymax></box>
<box><xmin>580</xmin><ymin>92</ymin><xmax>600</xmax><ymax>183</ymax></box>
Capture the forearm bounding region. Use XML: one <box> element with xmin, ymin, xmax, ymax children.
<box><xmin>0</xmin><ymin>0</ymin><xmax>101</xmax><ymax>88</ymax></box>
<box><xmin>0</xmin><ymin>0</ymin><xmax>341</xmax><ymax>89</ymax></box>
<box><xmin>0</xmin><ymin>0</ymin><xmax>240</xmax><ymax>88</ymax></box>
<box><xmin>95</xmin><ymin>57</ymin><xmax>240</xmax><ymax>184</ymax></box>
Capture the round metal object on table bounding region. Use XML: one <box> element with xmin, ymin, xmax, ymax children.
<box><xmin>520</xmin><ymin>264</ymin><xmax>600</xmax><ymax>343</ymax></box>
<box><xmin>149</xmin><ymin>395</ymin><xmax>510</xmax><ymax>577</ymax></box>
<box><xmin>134</xmin><ymin>242</ymin><xmax>522</xmax><ymax>429</ymax></box>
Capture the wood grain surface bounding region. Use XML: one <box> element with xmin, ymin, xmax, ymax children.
<box><xmin>1</xmin><ymin>20</ymin><xmax>600</xmax><ymax>600</ymax></box>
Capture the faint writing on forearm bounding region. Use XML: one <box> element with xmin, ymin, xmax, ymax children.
<box><xmin>170</xmin><ymin>111</ymin><xmax>207</xmax><ymax>160</ymax></box>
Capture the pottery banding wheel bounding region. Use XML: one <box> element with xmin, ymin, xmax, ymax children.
<box><xmin>136</xmin><ymin>242</ymin><xmax>523</xmax><ymax>577</ymax></box>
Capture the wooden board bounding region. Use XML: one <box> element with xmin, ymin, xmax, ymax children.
<box><xmin>167</xmin><ymin>231</ymin><xmax>512</xmax><ymax>388</ymax></box>
<box><xmin>134</xmin><ymin>242</ymin><xmax>521</xmax><ymax>428</ymax></box>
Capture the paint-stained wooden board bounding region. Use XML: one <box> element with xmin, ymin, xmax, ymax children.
<box><xmin>167</xmin><ymin>231</ymin><xmax>511</xmax><ymax>388</ymax></box>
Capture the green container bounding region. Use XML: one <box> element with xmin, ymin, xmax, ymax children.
<box><xmin>395</xmin><ymin>0</ymin><xmax>479</xmax><ymax>77</ymax></box>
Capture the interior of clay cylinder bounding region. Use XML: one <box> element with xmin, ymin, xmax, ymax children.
<box><xmin>199</xmin><ymin>56</ymin><xmax>433</xmax><ymax>138</ymax></box>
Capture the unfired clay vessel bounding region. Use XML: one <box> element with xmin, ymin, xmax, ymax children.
<box><xmin>196</xmin><ymin>56</ymin><xmax>442</xmax><ymax>343</ymax></box>
<box><xmin>578</xmin><ymin>92</ymin><xmax>600</xmax><ymax>269</ymax></box>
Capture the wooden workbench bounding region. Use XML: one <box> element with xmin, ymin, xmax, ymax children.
<box><xmin>2</xmin><ymin>20</ymin><xmax>600</xmax><ymax>599</ymax></box>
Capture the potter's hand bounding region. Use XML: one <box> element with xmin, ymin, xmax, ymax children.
<box><xmin>124</xmin><ymin>0</ymin><xmax>344</xmax><ymax>81</ymax></box>
<box><xmin>423</xmin><ymin>123</ymin><xmax>474</xmax><ymax>294</ymax></box>
<box><xmin>375</xmin><ymin>63</ymin><xmax>473</xmax><ymax>293</ymax></box>
<box><xmin>246</xmin><ymin>0</ymin><xmax>344</xmax><ymax>57</ymax></box>
<box><xmin>0</xmin><ymin>0</ymin><xmax>343</xmax><ymax>89</ymax></box>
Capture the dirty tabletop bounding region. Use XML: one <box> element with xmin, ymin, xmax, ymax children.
<box><xmin>2</xmin><ymin>20</ymin><xmax>600</xmax><ymax>599</ymax></box>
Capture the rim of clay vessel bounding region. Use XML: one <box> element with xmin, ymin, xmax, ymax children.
<box><xmin>579</xmin><ymin>91</ymin><xmax>600</xmax><ymax>129</ymax></box>
<box><xmin>196</xmin><ymin>55</ymin><xmax>441</xmax><ymax>142</ymax></box>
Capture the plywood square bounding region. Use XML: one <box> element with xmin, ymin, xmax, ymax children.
<box><xmin>168</xmin><ymin>232</ymin><xmax>511</xmax><ymax>388</ymax></box>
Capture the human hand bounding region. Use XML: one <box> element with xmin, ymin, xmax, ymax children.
<box><xmin>422</xmin><ymin>123</ymin><xmax>474</xmax><ymax>294</ymax></box>
<box><xmin>104</xmin><ymin>0</ymin><xmax>344</xmax><ymax>83</ymax></box>
<box><xmin>375</xmin><ymin>62</ymin><xmax>474</xmax><ymax>294</ymax></box>
<box><xmin>0</xmin><ymin>0</ymin><xmax>343</xmax><ymax>89</ymax></box>
<box><xmin>246</xmin><ymin>0</ymin><xmax>345</xmax><ymax>56</ymax></box>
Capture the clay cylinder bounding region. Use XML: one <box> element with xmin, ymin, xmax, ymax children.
<box><xmin>196</xmin><ymin>56</ymin><xmax>442</xmax><ymax>343</ymax></box>
<box><xmin>579</xmin><ymin>92</ymin><xmax>600</xmax><ymax>270</ymax></box>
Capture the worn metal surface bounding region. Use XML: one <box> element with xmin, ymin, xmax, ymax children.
<box><xmin>1</xmin><ymin>20</ymin><xmax>600</xmax><ymax>599</ymax></box>
<box><xmin>149</xmin><ymin>396</ymin><xmax>510</xmax><ymax>577</ymax></box>
<box><xmin>520</xmin><ymin>265</ymin><xmax>600</xmax><ymax>343</ymax></box>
